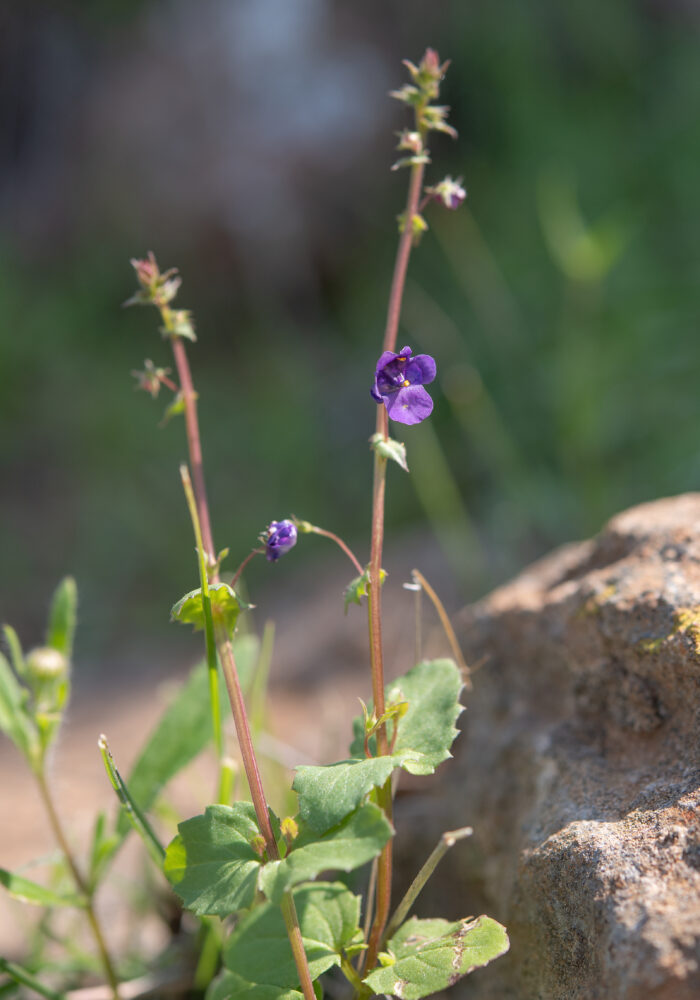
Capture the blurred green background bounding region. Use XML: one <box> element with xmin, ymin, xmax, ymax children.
<box><xmin>2</xmin><ymin>0</ymin><xmax>699</xmax><ymax>666</ymax></box>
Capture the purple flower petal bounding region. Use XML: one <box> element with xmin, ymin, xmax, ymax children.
<box><xmin>405</xmin><ymin>353</ymin><xmax>436</xmax><ymax>386</ymax></box>
<box><xmin>384</xmin><ymin>384</ymin><xmax>434</xmax><ymax>425</ymax></box>
<box><xmin>265</xmin><ymin>520</ymin><xmax>298</xmax><ymax>562</ymax></box>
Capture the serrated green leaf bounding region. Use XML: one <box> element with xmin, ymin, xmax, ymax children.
<box><xmin>363</xmin><ymin>915</ymin><xmax>509</xmax><ymax>999</ymax></box>
<box><xmin>293</xmin><ymin>753</ymin><xmax>421</xmax><ymax>835</ymax></box>
<box><xmin>171</xmin><ymin>582</ymin><xmax>247</xmax><ymax>637</ymax></box>
<box><xmin>259</xmin><ymin>803</ymin><xmax>393</xmax><ymax>903</ymax></box>
<box><xmin>45</xmin><ymin>577</ymin><xmax>77</xmax><ymax>660</ymax></box>
<box><xmin>0</xmin><ymin>652</ymin><xmax>37</xmax><ymax>762</ymax></box>
<box><xmin>343</xmin><ymin>568</ymin><xmax>387</xmax><ymax>614</ymax></box>
<box><xmin>0</xmin><ymin>868</ymin><xmax>84</xmax><ymax>909</ymax></box>
<box><xmin>223</xmin><ymin>882</ymin><xmax>361</xmax><ymax>988</ymax></box>
<box><xmin>207</xmin><ymin>971</ymin><xmax>303</xmax><ymax>1000</ymax></box>
<box><xmin>113</xmin><ymin>661</ymin><xmax>221</xmax><ymax>843</ymax></box>
<box><xmin>164</xmin><ymin>803</ymin><xmax>261</xmax><ymax>916</ymax></box>
<box><xmin>2</xmin><ymin>626</ymin><xmax>25</xmax><ymax>678</ymax></box>
<box><xmin>370</xmin><ymin>433</ymin><xmax>409</xmax><ymax>472</ymax></box>
<box><xmin>350</xmin><ymin>659</ymin><xmax>463</xmax><ymax>776</ymax></box>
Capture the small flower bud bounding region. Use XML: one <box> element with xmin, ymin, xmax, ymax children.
<box><xmin>281</xmin><ymin>817</ymin><xmax>299</xmax><ymax>844</ymax></box>
<box><xmin>26</xmin><ymin>647</ymin><xmax>68</xmax><ymax>681</ymax></box>
<box><xmin>426</xmin><ymin>176</ymin><xmax>467</xmax><ymax>210</ymax></box>
<box><xmin>421</xmin><ymin>105</ymin><xmax>458</xmax><ymax>139</ymax></box>
<box><xmin>132</xmin><ymin>359</ymin><xmax>171</xmax><ymax>398</ymax></box>
<box><xmin>396</xmin><ymin>130</ymin><xmax>423</xmax><ymax>154</ymax></box>
<box><xmin>250</xmin><ymin>834</ymin><xmax>266</xmax><ymax>859</ymax></box>
<box><xmin>263</xmin><ymin>520</ymin><xmax>298</xmax><ymax>562</ymax></box>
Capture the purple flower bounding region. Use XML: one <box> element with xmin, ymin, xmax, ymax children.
<box><xmin>371</xmin><ymin>346</ymin><xmax>436</xmax><ymax>425</ymax></box>
<box><xmin>426</xmin><ymin>176</ymin><xmax>467</xmax><ymax>210</ymax></box>
<box><xmin>264</xmin><ymin>520</ymin><xmax>298</xmax><ymax>562</ymax></box>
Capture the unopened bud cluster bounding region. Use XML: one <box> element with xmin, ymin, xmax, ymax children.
<box><xmin>390</xmin><ymin>49</ymin><xmax>467</xmax><ymax>244</ymax></box>
<box><xmin>390</xmin><ymin>48</ymin><xmax>458</xmax><ymax>172</ymax></box>
<box><xmin>125</xmin><ymin>252</ymin><xmax>196</xmax><ymax>342</ymax></box>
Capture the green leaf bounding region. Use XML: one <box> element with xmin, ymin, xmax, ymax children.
<box><xmin>363</xmin><ymin>915</ymin><xmax>509</xmax><ymax>999</ymax></box>
<box><xmin>2</xmin><ymin>626</ymin><xmax>25</xmax><ymax>678</ymax></box>
<box><xmin>0</xmin><ymin>957</ymin><xmax>67</xmax><ymax>1000</ymax></box>
<box><xmin>293</xmin><ymin>753</ymin><xmax>421</xmax><ymax>835</ymax></box>
<box><xmin>88</xmin><ymin>811</ymin><xmax>119</xmax><ymax>888</ymax></box>
<box><xmin>164</xmin><ymin>803</ymin><xmax>261</xmax><ymax>916</ymax></box>
<box><xmin>223</xmin><ymin>882</ymin><xmax>361</xmax><ymax>988</ymax></box>
<box><xmin>45</xmin><ymin>577</ymin><xmax>77</xmax><ymax>659</ymax></box>
<box><xmin>370</xmin><ymin>432</ymin><xmax>409</xmax><ymax>472</ymax></box>
<box><xmin>114</xmin><ymin>661</ymin><xmax>220</xmax><ymax>841</ymax></box>
<box><xmin>350</xmin><ymin>659</ymin><xmax>463</xmax><ymax>776</ymax></box>
<box><xmin>207</xmin><ymin>972</ymin><xmax>303</xmax><ymax>1000</ymax></box>
<box><xmin>343</xmin><ymin>568</ymin><xmax>387</xmax><ymax>614</ymax></box>
<box><xmin>160</xmin><ymin>391</ymin><xmax>186</xmax><ymax>426</ymax></box>
<box><xmin>99</xmin><ymin>736</ymin><xmax>165</xmax><ymax>865</ymax></box>
<box><xmin>0</xmin><ymin>652</ymin><xmax>37</xmax><ymax>762</ymax></box>
<box><xmin>171</xmin><ymin>583</ymin><xmax>248</xmax><ymax>637</ymax></box>
<box><xmin>259</xmin><ymin>803</ymin><xmax>393</xmax><ymax>903</ymax></box>
<box><xmin>0</xmin><ymin>868</ymin><xmax>83</xmax><ymax>909</ymax></box>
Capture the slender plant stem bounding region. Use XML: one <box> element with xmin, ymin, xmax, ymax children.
<box><xmin>385</xmin><ymin>827</ymin><xmax>473</xmax><ymax>941</ymax></box>
<box><xmin>410</xmin><ymin>569</ymin><xmax>472</xmax><ymax>687</ymax></box>
<box><xmin>167</xmin><ymin>332</ymin><xmax>216</xmax><ymax>569</ymax></box>
<box><xmin>364</xmin><ymin>154</ymin><xmax>426</xmax><ymax>975</ymax></box>
<box><xmin>231</xmin><ymin>547</ymin><xmax>265</xmax><ymax>588</ymax></box>
<box><xmin>215</xmin><ymin>626</ymin><xmax>317</xmax><ymax>1000</ymax></box>
<box><xmin>303</xmin><ymin>525</ymin><xmax>364</xmax><ymax>576</ymax></box>
<box><xmin>180</xmin><ymin>460</ymin><xmax>315</xmax><ymax>1000</ymax></box>
<box><xmin>35</xmin><ymin>773</ymin><xmax>121</xmax><ymax>1000</ymax></box>
<box><xmin>180</xmin><ymin>466</ymin><xmax>223</xmax><ymax>759</ymax></box>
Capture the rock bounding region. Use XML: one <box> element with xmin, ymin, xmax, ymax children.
<box><xmin>395</xmin><ymin>494</ymin><xmax>700</xmax><ymax>999</ymax></box>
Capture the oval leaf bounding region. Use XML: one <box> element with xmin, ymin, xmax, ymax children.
<box><xmin>164</xmin><ymin>803</ymin><xmax>261</xmax><ymax>915</ymax></box>
<box><xmin>207</xmin><ymin>971</ymin><xmax>303</xmax><ymax>1000</ymax></box>
<box><xmin>224</xmin><ymin>882</ymin><xmax>361</xmax><ymax>988</ymax></box>
<box><xmin>259</xmin><ymin>803</ymin><xmax>393</xmax><ymax>902</ymax></box>
<box><xmin>363</xmin><ymin>915</ymin><xmax>509</xmax><ymax>999</ymax></box>
<box><xmin>293</xmin><ymin>753</ymin><xmax>421</xmax><ymax>835</ymax></box>
<box><xmin>350</xmin><ymin>659</ymin><xmax>463</xmax><ymax>775</ymax></box>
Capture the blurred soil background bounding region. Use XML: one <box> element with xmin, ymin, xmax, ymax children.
<box><xmin>1</xmin><ymin>0</ymin><xmax>700</xmax><ymax>975</ymax></box>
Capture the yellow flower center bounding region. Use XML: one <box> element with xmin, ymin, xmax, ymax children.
<box><xmin>402</xmin><ymin>379</ymin><xmax>410</xmax><ymax>387</ymax></box>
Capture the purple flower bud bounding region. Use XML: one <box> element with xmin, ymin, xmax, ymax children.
<box><xmin>427</xmin><ymin>176</ymin><xmax>466</xmax><ymax>210</ymax></box>
<box><xmin>371</xmin><ymin>346</ymin><xmax>436</xmax><ymax>425</ymax></box>
<box><xmin>264</xmin><ymin>520</ymin><xmax>298</xmax><ymax>562</ymax></box>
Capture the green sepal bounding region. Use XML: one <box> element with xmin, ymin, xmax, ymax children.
<box><xmin>0</xmin><ymin>651</ymin><xmax>38</xmax><ymax>765</ymax></box>
<box><xmin>160</xmin><ymin>391</ymin><xmax>187</xmax><ymax>427</ymax></box>
<box><xmin>207</xmin><ymin>972</ymin><xmax>303</xmax><ymax>1000</ymax></box>
<box><xmin>293</xmin><ymin>753</ymin><xmax>421</xmax><ymax>835</ymax></box>
<box><xmin>370</xmin><ymin>432</ymin><xmax>409</xmax><ymax>472</ymax></box>
<box><xmin>170</xmin><ymin>582</ymin><xmax>248</xmax><ymax>636</ymax></box>
<box><xmin>258</xmin><ymin>802</ymin><xmax>393</xmax><ymax>903</ymax></box>
<box><xmin>0</xmin><ymin>868</ymin><xmax>84</xmax><ymax>909</ymax></box>
<box><xmin>3</xmin><ymin>625</ymin><xmax>25</xmax><ymax>678</ymax></box>
<box><xmin>223</xmin><ymin>882</ymin><xmax>362</xmax><ymax>988</ymax></box>
<box><xmin>344</xmin><ymin>568</ymin><xmax>387</xmax><ymax>615</ymax></box>
<box><xmin>363</xmin><ymin>915</ymin><xmax>509</xmax><ymax>999</ymax></box>
<box><xmin>164</xmin><ymin>803</ymin><xmax>262</xmax><ymax>916</ymax></box>
<box><xmin>350</xmin><ymin>659</ymin><xmax>463</xmax><ymax>775</ymax></box>
<box><xmin>45</xmin><ymin>577</ymin><xmax>77</xmax><ymax>660</ymax></box>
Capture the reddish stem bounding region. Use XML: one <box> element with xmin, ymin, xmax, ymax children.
<box><xmin>231</xmin><ymin>547</ymin><xmax>265</xmax><ymax>588</ymax></box>
<box><xmin>170</xmin><ymin>336</ymin><xmax>216</xmax><ymax>570</ymax></box>
<box><xmin>364</xmin><ymin>153</ymin><xmax>426</xmax><ymax>975</ymax></box>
